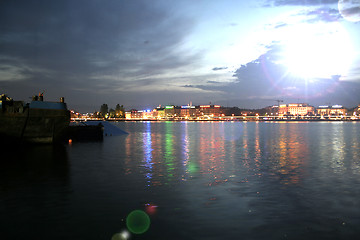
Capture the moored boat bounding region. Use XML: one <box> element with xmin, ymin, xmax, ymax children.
<box><xmin>0</xmin><ymin>94</ymin><xmax>70</xmax><ymax>144</ymax></box>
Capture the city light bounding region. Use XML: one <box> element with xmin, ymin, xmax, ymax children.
<box><xmin>71</xmin><ymin>102</ymin><xmax>360</xmax><ymax>121</ymax></box>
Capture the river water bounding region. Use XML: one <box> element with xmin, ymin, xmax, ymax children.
<box><xmin>1</xmin><ymin>121</ymin><xmax>360</xmax><ymax>240</ymax></box>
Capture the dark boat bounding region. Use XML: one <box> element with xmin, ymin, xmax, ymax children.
<box><xmin>0</xmin><ymin>94</ymin><xmax>70</xmax><ymax>144</ymax></box>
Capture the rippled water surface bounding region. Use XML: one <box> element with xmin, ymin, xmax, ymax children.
<box><xmin>1</xmin><ymin>121</ymin><xmax>360</xmax><ymax>240</ymax></box>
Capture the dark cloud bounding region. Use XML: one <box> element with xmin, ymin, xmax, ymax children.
<box><xmin>267</xmin><ymin>7</ymin><xmax>341</xmax><ymax>34</ymax></box>
<box><xmin>340</xmin><ymin>5</ymin><xmax>360</xmax><ymax>16</ymax></box>
<box><xmin>207</xmin><ymin>81</ymin><xmax>223</xmax><ymax>84</ymax></box>
<box><xmin>0</xmin><ymin>0</ymin><xmax>201</xmax><ymax>111</ymax></box>
<box><xmin>268</xmin><ymin>0</ymin><xmax>338</xmax><ymax>6</ymax></box>
<box><xmin>212</xmin><ymin>67</ymin><xmax>228</xmax><ymax>71</ymax></box>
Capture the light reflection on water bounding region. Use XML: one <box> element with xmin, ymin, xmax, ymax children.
<box><xmin>119</xmin><ymin>121</ymin><xmax>360</xmax><ymax>239</ymax></box>
<box><xmin>122</xmin><ymin>121</ymin><xmax>360</xmax><ymax>190</ymax></box>
<box><xmin>2</xmin><ymin>121</ymin><xmax>360</xmax><ymax>239</ymax></box>
<box><xmin>123</xmin><ymin>121</ymin><xmax>316</xmax><ymax>187</ymax></box>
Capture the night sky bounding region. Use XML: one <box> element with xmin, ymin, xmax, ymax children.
<box><xmin>1</xmin><ymin>0</ymin><xmax>360</xmax><ymax>112</ymax></box>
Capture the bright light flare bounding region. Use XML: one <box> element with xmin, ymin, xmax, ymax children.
<box><xmin>282</xmin><ymin>22</ymin><xmax>354</xmax><ymax>79</ymax></box>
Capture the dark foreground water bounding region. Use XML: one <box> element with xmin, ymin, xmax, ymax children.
<box><xmin>1</xmin><ymin>121</ymin><xmax>360</xmax><ymax>240</ymax></box>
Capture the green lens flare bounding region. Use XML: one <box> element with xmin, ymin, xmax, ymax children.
<box><xmin>126</xmin><ymin>210</ymin><xmax>150</xmax><ymax>234</ymax></box>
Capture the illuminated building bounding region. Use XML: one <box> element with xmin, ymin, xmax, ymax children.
<box><xmin>317</xmin><ymin>105</ymin><xmax>347</xmax><ymax>116</ymax></box>
<box><xmin>180</xmin><ymin>105</ymin><xmax>198</xmax><ymax>119</ymax></box>
<box><xmin>162</xmin><ymin>105</ymin><xmax>182</xmax><ymax>119</ymax></box>
<box><xmin>278</xmin><ymin>103</ymin><xmax>315</xmax><ymax>116</ymax></box>
<box><xmin>123</xmin><ymin>109</ymin><xmax>152</xmax><ymax>119</ymax></box>
<box><xmin>199</xmin><ymin>105</ymin><xmax>221</xmax><ymax>118</ymax></box>
<box><xmin>164</xmin><ymin>105</ymin><xmax>175</xmax><ymax>118</ymax></box>
<box><xmin>131</xmin><ymin>110</ymin><xmax>143</xmax><ymax>119</ymax></box>
<box><xmin>125</xmin><ymin>111</ymin><xmax>131</xmax><ymax>119</ymax></box>
<box><xmin>153</xmin><ymin>107</ymin><xmax>165</xmax><ymax>119</ymax></box>
<box><xmin>142</xmin><ymin>110</ymin><xmax>153</xmax><ymax>119</ymax></box>
<box><xmin>70</xmin><ymin>110</ymin><xmax>80</xmax><ymax>119</ymax></box>
<box><xmin>180</xmin><ymin>105</ymin><xmax>190</xmax><ymax>118</ymax></box>
<box><xmin>356</xmin><ymin>104</ymin><xmax>360</xmax><ymax>116</ymax></box>
<box><xmin>174</xmin><ymin>106</ymin><xmax>181</xmax><ymax>118</ymax></box>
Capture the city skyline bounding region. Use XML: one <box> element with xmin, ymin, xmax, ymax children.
<box><xmin>72</xmin><ymin>101</ymin><xmax>358</xmax><ymax>121</ymax></box>
<box><xmin>74</xmin><ymin>101</ymin><xmax>356</xmax><ymax>118</ymax></box>
<box><xmin>1</xmin><ymin>0</ymin><xmax>360</xmax><ymax>112</ymax></box>
<box><xmin>94</xmin><ymin>101</ymin><xmax>354</xmax><ymax>111</ymax></box>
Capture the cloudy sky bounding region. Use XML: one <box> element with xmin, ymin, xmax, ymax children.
<box><xmin>1</xmin><ymin>0</ymin><xmax>360</xmax><ymax>111</ymax></box>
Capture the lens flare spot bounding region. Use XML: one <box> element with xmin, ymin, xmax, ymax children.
<box><xmin>145</xmin><ymin>203</ymin><xmax>158</xmax><ymax>215</ymax></box>
<box><xmin>126</xmin><ymin>210</ymin><xmax>151</xmax><ymax>234</ymax></box>
<box><xmin>111</xmin><ymin>230</ymin><xmax>130</xmax><ymax>240</ymax></box>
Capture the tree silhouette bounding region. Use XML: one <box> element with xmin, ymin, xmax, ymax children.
<box><xmin>100</xmin><ymin>104</ymin><xmax>108</xmax><ymax>118</ymax></box>
<box><xmin>115</xmin><ymin>104</ymin><xmax>125</xmax><ymax>118</ymax></box>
